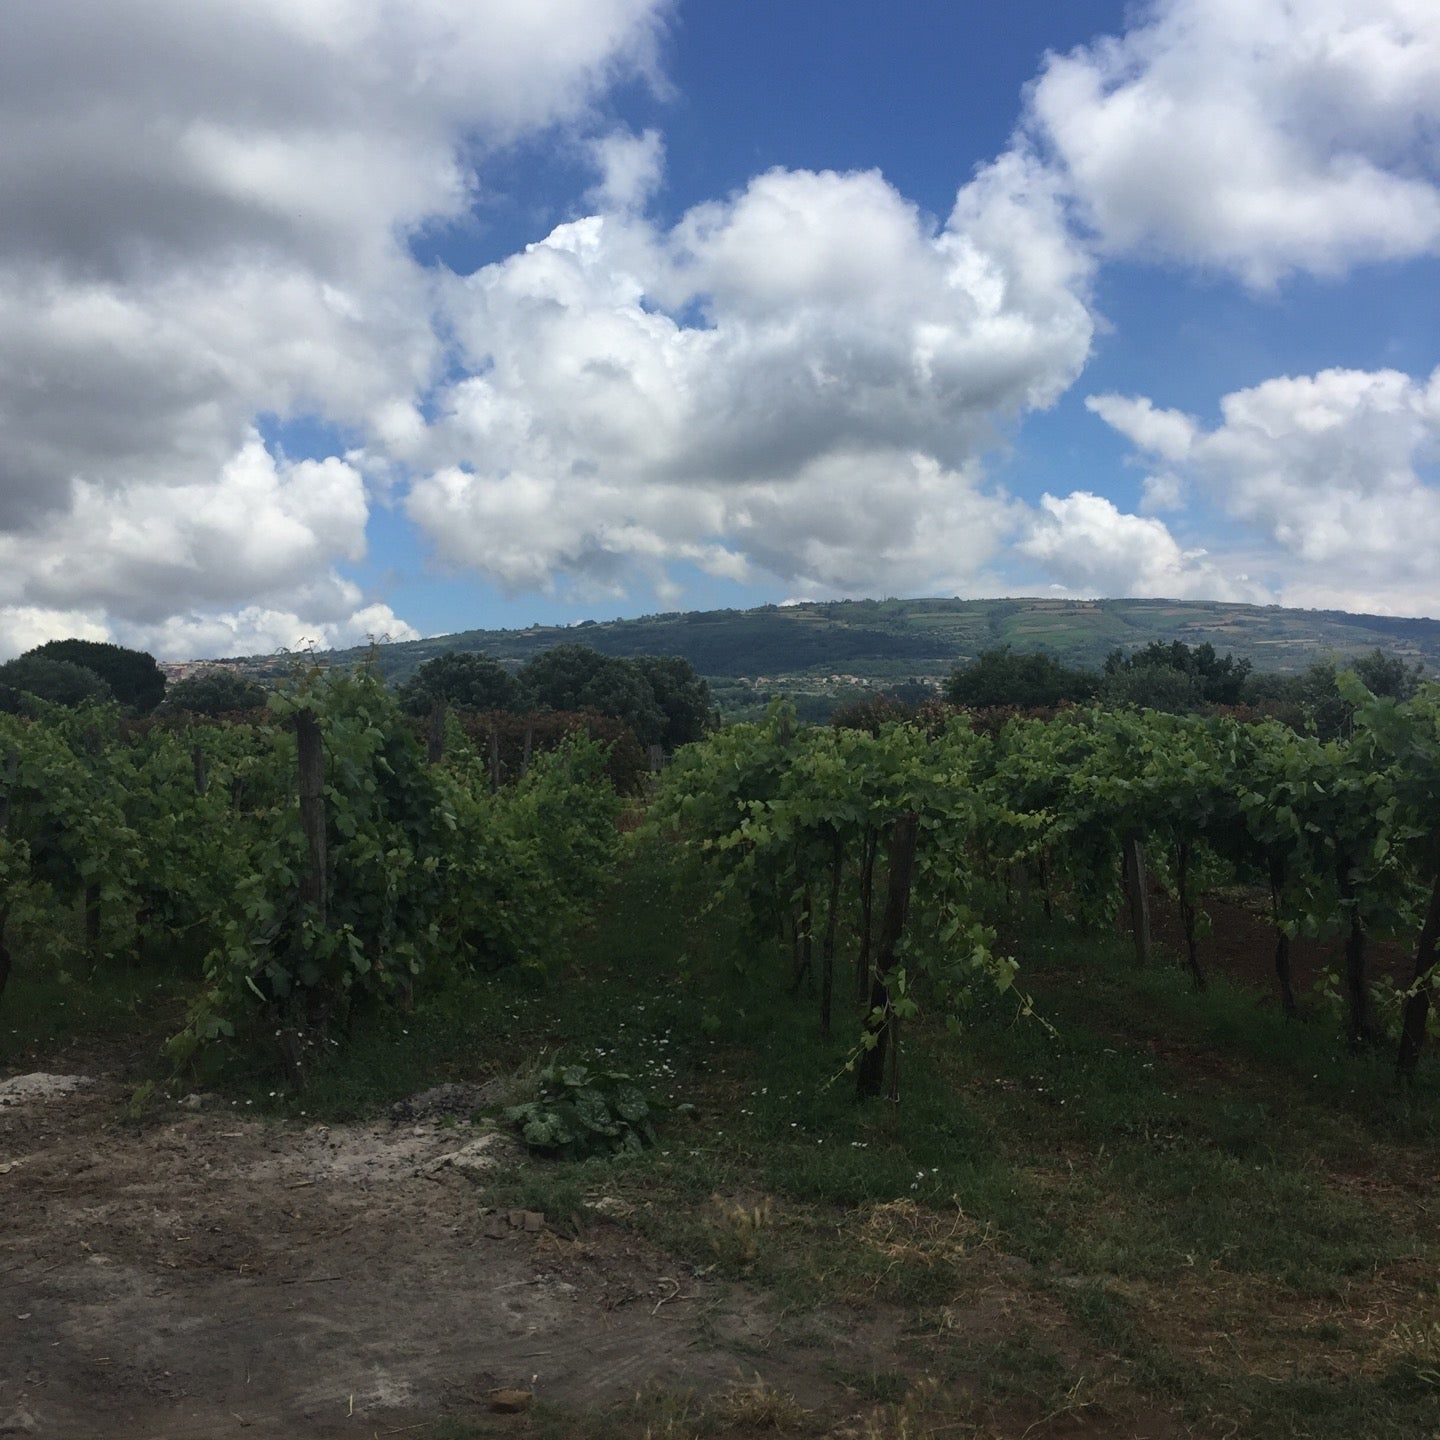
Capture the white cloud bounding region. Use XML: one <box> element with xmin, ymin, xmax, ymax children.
<box><xmin>1091</xmin><ymin>365</ymin><xmax>1440</xmax><ymax>614</ymax></box>
<box><xmin>585</xmin><ymin>127</ymin><xmax>666</xmax><ymax>212</ymax></box>
<box><xmin>406</xmin><ymin>155</ymin><xmax>1092</xmax><ymax>598</ymax></box>
<box><xmin>1027</xmin><ymin>0</ymin><xmax>1440</xmax><ymax>284</ymax></box>
<box><xmin>118</xmin><ymin>603</ymin><xmax>420</xmax><ymax>663</ymax></box>
<box><xmin>0</xmin><ymin>608</ymin><xmax>112</xmax><ymax>664</ymax></box>
<box><xmin>1139</xmin><ymin>472</ymin><xmax>1186</xmax><ymax>513</ymax></box>
<box><xmin>1018</xmin><ymin>490</ymin><xmax>1262</xmax><ymax>601</ymax></box>
<box><xmin>0</xmin><ymin>437</ymin><xmax>422</xmax><ymax>659</ymax></box>
<box><xmin>0</xmin><ymin>0</ymin><xmax>667</xmax><ymax>654</ymax></box>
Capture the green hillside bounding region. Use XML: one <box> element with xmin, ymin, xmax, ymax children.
<box><xmin>222</xmin><ymin>596</ymin><xmax>1440</xmax><ymax>716</ymax></box>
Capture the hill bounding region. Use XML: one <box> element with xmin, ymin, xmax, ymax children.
<box><xmin>214</xmin><ymin>596</ymin><xmax>1440</xmax><ymax>716</ymax></box>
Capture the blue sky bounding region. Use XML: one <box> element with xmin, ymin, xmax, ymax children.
<box><xmin>1</xmin><ymin>1</ymin><xmax>1437</xmax><ymax>657</ymax></box>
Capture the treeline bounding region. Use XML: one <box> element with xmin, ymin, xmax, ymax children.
<box><xmin>0</xmin><ymin>638</ymin><xmax>713</xmax><ymax>756</ymax></box>
<box><xmin>844</xmin><ymin>641</ymin><xmax>1427</xmax><ymax>738</ymax></box>
<box><xmin>395</xmin><ymin>644</ymin><xmax>711</xmax><ymax>750</ymax></box>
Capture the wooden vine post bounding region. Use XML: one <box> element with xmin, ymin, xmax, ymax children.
<box><xmin>81</xmin><ymin>725</ymin><xmax>102</xmax><ymax>963</ymax></box>
<box><xmin>820</xmin><ymin>830</ymin><xmax>843</xmax><ymax>1037</ymax></box>
<box><xmin>1267</xmin><ymin>854</ymin><xmax>1298</xmax><ymax>1018</ymax></box>
<box><xmin>295</xmin><ymin>709</ymin><xmax>328</xmax><ymax>928</ymax></box>
<box><xmin>855</xmin><ymin>825</ymin><xmax>876</xmax><ymax>997</ymax></box>
<box><xmin>0</xmin><ymin>748</ymin><xmax>18</xmax><ymax>1001</ymax></box>
<box><xmin>285</xmin><ymin>707</ymin><xmax>329</xmax><ymax>1088</ymax></box>
<box><xmin>856</xmin><ymin>812</ymin><xmax>919</xmax><ymax>1102</ymax></box>
<box><xmin>426</xmin><ymin>697</ymin><xmax>446</xmax><ymax>766</ymax></box>
<box><xmin>1397</xmin><ymin>870</ymin><xmax>1440</xmax><ymax>1080</ymax></box>
<box><xmin>1175</xmin><ymin>840</ymin><xmax>1207</xmax><ymax>991</ymax></box>
<box><xmin>1122</xmin><ymin>832</ymin><xmax>1152</xmax><ymax>965</ymax></box>
<box><xmin>1335</xmin><ymin>855</ymin><xmax>1377</xmax><ymax>1048</ymax></box>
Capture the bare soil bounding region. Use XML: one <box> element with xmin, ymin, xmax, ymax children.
<box><xmin>1143</xmin><ymin>887</ymin><xmax>1414</xmax><ymax>1005</ymax></box>
<box><xmin>0</xmin><ymin>1076</ymin><xmax>905</xmax><ymax>1439</ymax></box>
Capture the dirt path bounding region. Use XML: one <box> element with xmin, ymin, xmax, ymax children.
<box><xmin>0</xmin><ymin>1077</ymin><xmax>877</xmax><ymax>1438</ymax></box>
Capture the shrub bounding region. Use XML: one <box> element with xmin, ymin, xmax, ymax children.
<box><xmin>504</xmin><ymin>1064</ymin><xmax>674</xmax><ymax>1158</ymax></box>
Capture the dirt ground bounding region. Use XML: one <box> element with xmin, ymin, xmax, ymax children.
<box><xmin>0</xmin><ymin>1077</ymin><xmax>900</xmax><ymax>1439</ymax></box>
<box><xmin>1143</xmin><ymin>886</ymin><xmax>1414</xmax><ymax>1005</ymax></box>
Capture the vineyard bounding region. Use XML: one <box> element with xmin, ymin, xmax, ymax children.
<box><xmin>0</xmin><ymin>667</ymin><xmax>621</xmax><ymax>1087</ymax></box>
<box><xmin>654</xmin><ymin>681</ymin><xmax>1440</xmax><ymax>1092</ymax></box>
<box><xmin>5</xmin><ymin>669</ymin><xmax>1440</xmax><ymax>1438</ymax></box>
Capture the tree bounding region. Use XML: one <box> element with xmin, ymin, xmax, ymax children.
<box><xmin>520</xmin><ymin>645</ymin><xmax>665</xmax><ymax>745</ymax></box>
<box><xmin>1104</xmin><ymin>640</ymin><xmax>1251</xmax><ymax>705</ymax></box>
<box><xmin>1099</xmin><ymin>664</ymin><xmax>1203</xmax><ymax>714</ymax></box>
<box><xmin>396</xmin><ymin>651</ymin><xmax>525</xmax><ymax>716</ymax></box>
<box><xmin>159</xmin><ymin>669</ymin><xmax>269</xmax><ymax>715</ymax></box>
<box><xmin>945</xmin><ymin>647</ymin><xmax>1096</xmax><ymax>709</ymax></box>
<box><xmin>0</xmin><ymin>655</ymin><xmax>113</xmax><ymax>708</ymax></box>
<box><xmin>1352</xmin><ymin>648</ymin><xmax>1424</xmax><ymax>702</ymax></box>
<box><xmin>26</xmin><ymin>639</ymin><xmax>165</xmax><ymax>712</ymax></box>
<box><xmin>631</xmin><ymin>655</ymin><xmax>712</xmax><ymax>748</ymax></box>
<box><xmin>1290</xmin><ymin>651</ymin><xmax>1425</xmax><ymax>740</ymax></box>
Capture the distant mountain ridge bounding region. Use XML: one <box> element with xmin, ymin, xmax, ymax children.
<box><xmin>218</xmin><ymin>597</ymin><xmax>1440</xmax><ymax>709</ymax></box>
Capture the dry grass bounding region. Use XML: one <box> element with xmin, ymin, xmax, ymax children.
<box><xmin>709</xmin><ymin>1374</ymin><xmax>811</xmax><ymax>1432</ymax></box>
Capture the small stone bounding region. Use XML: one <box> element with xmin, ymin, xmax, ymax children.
<box><xmin>486</xmin><ymin>1389</ymin><xmax>532</xmax><ymax>1414</ymax></box>
<box><xmin>586</xmin><ymin>1195</ymin><xmax>633</xmax><ymax>1220</ymax></box>
<box><xmin>179</xmin><ymin>1093</ymin><xmax>203</xmax><ymax>1111</ymax></box>
<box><xmin>522</xmin><ymin>1211</ymin><xmax>544</xmax><ymax>1233</ymax></box>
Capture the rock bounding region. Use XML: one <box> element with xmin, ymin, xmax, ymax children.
<box><xmin>0</xmin><ymin>1403</ymin><xmax>39</xmax><ymax>1434</ymax></box>
<box><xmin>390</xmin><ymin>1082</ymin><xmax>501</xmax><ymax>1124</ymax></box>
<box><xmin>0</xmin><ymin>1074</ymin><xmax>93</xmax><ymax>1108</ymax></box>
<box><xmin>426</xmin><ymin>1131</ymin><xmax>515</xmax><ymax>1178</ymax></box>
<box><xmin>179</xmin><ymin>1093</ymin><xmax>203</xmax><ymax>1111</ymax></box>
<box><xmin>585</xmin><ymin>1195</ymin><xmax>634</xmax><ymax>1220</ymax></box>
<box><xmin>486</xmin><ymin>1388</ymin><xmax>532</xmax><ymax>1414</ymax></box>
<box><xmin>522</xmin><ymin>1210</ymin><xmax>544</xmax><ymax>1233</ymax></box>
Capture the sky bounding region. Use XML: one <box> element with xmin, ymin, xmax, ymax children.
<box><xmin>0</xmin><ymin>0</ymin><xmax>1437</xmax><ymax>660</ymax></box>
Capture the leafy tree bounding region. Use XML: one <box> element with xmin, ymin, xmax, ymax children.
<box><xmin>159</xmin><ymin>669</ymin><xmax>269</xmax><ymax>715</ymax></box>
<box><xmin>520</xmin><ymin>645</ymin><xmax>665</xmax><ymax>745</ymax></box>
<box><xmin>1099</xmin><ymin>664</ymin><xmax>1203</xmax><ymax>714</ymax></box>
<box><xmin>1294</xmin><ymin>650</ymin><xmax>1426</xmax><ymax>739</ymax></box>
<box><xmin>882</xmin><ymin>679</ymin><xmax>937</xmax><ymax>707</ymax></box>
<box><xmin>831</xmin><ymin>694</ymin><xmax>915</xmax><ymax>732</ymax></box>
<box><xmin>0</xmin><ymin>655</ymin><xmax>113</xmax><ymax>708</ymax></box>
<box><xmin>26</xmin><ymin>639</ymin><xmax>166</xmax><ymax>712</ymax></box>
<box><xmin>630</xmin><ymin>655</ymin><xmax>712</xmax><ymax>748</ymax></box>
<box><xmin>1103</xmin><ymin>640</ymin><xmax>1251</xmax><ymax>704</ymax></box>
<box><xmin>945</xmin><ymin>647</ymin><xmax>1096</xmax><ymax>709</ymax></box>
<box><xmin>396</xmin><ymin>651</ymin><xmax>524</xmax><ymax>716</ymax></box>
<box><xmin>1352</xmin><ymin>648</ymin><xmax>1424</xmax><ymax>701</ymax></box>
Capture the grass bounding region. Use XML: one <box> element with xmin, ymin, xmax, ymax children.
<box><xmin>1</xmin><ymin>916</ymin><xmax>191</xmax><ymax>1068</ymax></box>
<box><xmin>8</xmin><ymin>840</ymin><xmax>1440</xmax><ymax>1436</ymax></box>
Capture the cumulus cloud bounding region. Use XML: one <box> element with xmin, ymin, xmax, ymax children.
<box><xmin>405</xmin><ymin>154</ymin><xmax>1092</xmax><ymax>598</ymax></box>
<box><xmin>0</xmin><ymin>0</ymin><xmax>667</xmax><ymax>655</ymax></box>
<box><xmin>1091</xmin><ymin>365</ymin><xmax>1440</xmax><ymax>614</ymax></box>
<box><xmin>1018</xmin><ymin>491</ymin><xmax>1261</xmax><ymax>601</ymax></box>
<box><xmin>585</xmin><ymin>127</ymin><xmax>666</xmax><ymax>212</ymax></box>
<box><xmin>0</xmin><ymin>438</ymin><xmax>421</xmax><ymax>660</ymax></box>
<box><xmin>1026</xmin><ymin>0</ymin><xmax>1440</xmax><ymax>284</ymax></box>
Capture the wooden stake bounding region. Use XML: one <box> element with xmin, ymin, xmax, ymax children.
<box><xmin>857</xmin><ymin>813</ymin><xmax>919</xmax><ymax>1101</ymax></box>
